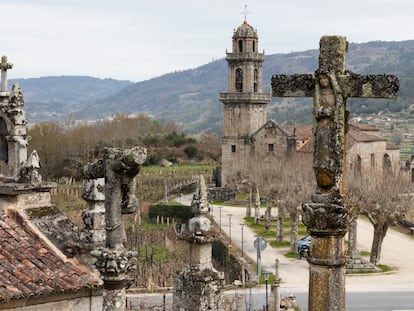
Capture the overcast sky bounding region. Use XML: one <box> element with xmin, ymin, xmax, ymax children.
<box><xmin>2</xmin><ymin>0</ymin><xmax>414</xmax><ymax>82</ymax></box>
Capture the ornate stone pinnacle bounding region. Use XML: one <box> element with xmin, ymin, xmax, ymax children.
<box><xmin>91</xmin><ymin>247</ymin><xmax>137</xmax><ymax>286</ymax></box>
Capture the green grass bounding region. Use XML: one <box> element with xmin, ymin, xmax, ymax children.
<box><xmin>126</xmin><ymin>217</ymin><xmax>171</xmax><ymax>231</ymax></box>
<box><xmin>377</xmin><ymin>264</ymin><xmax>393</xmax><ymax>273</ymax></box>
<box><xmin>270</xmin><ymin>241</ymin><xmax>290</xmax><ymax>248</ymax></box>
<box><xmin>141</xmin><ymin>163</ymin><xmax>214</xmax><ymax>173</ymax></box>
<box><xmin>236</xmin><ymin>193</ymin><xmax>248</xmax><ymax>200</ymax></box>
<box><xmin>360</xmin><ymin>250</ymin><xmax>371</xmax><ymax>257</ymax></box>
<box><xmin>210</xmin><ymin>201</ymin><xmax>245</xmax><ymax>207</ymax></box>
<box><xmin>258</xmin><ymin>272</ymin><xmax>275</xmax><ymax>284</ymax></box>
<box><xmin>243</xmin><ymin>216</ymin><xmax>310</xmax><ymax>256</ymax></box>
<box><xmin>284</xmin><ymin>252</ymin><xmax>297</xmax><ymax>258</ymax></box>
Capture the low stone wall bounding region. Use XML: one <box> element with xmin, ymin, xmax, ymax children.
<box><xmin>208</xmin><ymin>187</ymin><xmax>237</xmax><ymax>202</ymax></box>
<box><xmin>212</xmin><ymin>240</ymin><xmax>258</xmax><ymax>287</ymax></box>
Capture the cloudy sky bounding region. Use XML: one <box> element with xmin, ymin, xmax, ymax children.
<box><xmin>2</xmin><ymin>0</ymin><xmax>414</xmax><ymax>82</ymax></box>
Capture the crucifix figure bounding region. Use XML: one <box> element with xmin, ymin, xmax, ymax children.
<box><xmin>1</xmin><ymin>55</ymin><xmax>13</xmax><ymax>93</ymax></box>
<box><xmin>271</xmin><ymin>36</ymin><xmax>398</xmax><ymax>311</ymax></box>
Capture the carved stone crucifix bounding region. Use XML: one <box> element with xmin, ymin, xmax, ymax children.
<box><xmin>83</xmin><ymin>146</ymin><xmax>147</xmax><ymax>311</ymax></box>
<box><xmin>1</xmin><ymin>55</ymin><xmax>13</xmax><ymax>93</ymax></box>
<box><xmin>271</xmin><ymin>36</ymin><xmax>398</xmax><ymax>311</ymax></box>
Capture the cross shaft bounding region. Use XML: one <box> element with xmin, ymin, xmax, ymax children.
<box><xmin>271</xmin><ymin>35</ymin><xmax>399</xmax><ymax>311</ymax></box>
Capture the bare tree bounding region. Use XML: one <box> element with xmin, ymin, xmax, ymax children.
<box><xmin>239</xmin><ymin>153</ymin><xmax>314</xmax><ymax>253</ymax></box>
<box><xmin>346</xmin><ymin>172</ymin><xmax>413</xmax><ymax>265</ymax></box>
<box><xmin>270</xmin><ymin>154</ymin><xmax>314</xmax><ymax>253</ymax></box>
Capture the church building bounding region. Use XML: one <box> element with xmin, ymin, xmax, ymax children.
<box><xmin>219</xmin><ymin>20</ymin><xmax>400</xmax><ymax>190</ymax></box>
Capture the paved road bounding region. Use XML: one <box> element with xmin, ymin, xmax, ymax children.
<box><xmin>129</xmin><ymin>195</ymin><xmax>414</xmax><ymax>310</ymax></box>
<box><xmin>181</xmin><ymin>194</ymin><xmax>414</xmax><ymax>290</ymax></box>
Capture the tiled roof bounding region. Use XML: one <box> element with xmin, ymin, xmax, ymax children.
<box><xmin>296</xmin><ymin>127</ymin><xmax>395</xmax><ymax>154</ymax></box>
<box><xmin>279</xmin><ymin>124</ymin><xmax>313</xmax><ymax>141</ymax></box>
<box><xmin>349</xmin><ymin>121</ymin><xmax>380</xmax><ymax>132</ymax></box>
<box><xmin>0</xmin><ymin>209</ymin><xmax>101</xmax><ymax>302</ymax></box>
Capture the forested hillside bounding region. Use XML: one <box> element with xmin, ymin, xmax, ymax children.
<box><xmin>13</xmin><ymin>40</ymin><xmax>414</xmax><ymax>133</ymax></box>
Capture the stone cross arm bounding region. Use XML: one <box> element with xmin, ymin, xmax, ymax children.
<box><xmin>271</xmin><ymin>72</ymin><xmax>399</xmax><ymax>99</ymax></box>
<box><xmin>271</xmin><ymin>74</ymin><xmax>314</xmax><ymax>97</ymax></box>
<box><xmin>341</xmin><ymin>72</ymin><xmax>399</xmax><ymax>99</ymax></box>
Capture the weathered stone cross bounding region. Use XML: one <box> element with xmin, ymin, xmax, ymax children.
<box><xmin>271</xmin><ymin>36</ymin><xmax>399</xmax><ymax>311</ymax></box>
<box><xmin>0</xmin><ymin>55</ymin><xmax>13</xmax><ymax>93</ymax></box>
<box><xmin>83</xmin><ymin>146</ymin><xmax>147</xmax><ymax>311</ymax></box>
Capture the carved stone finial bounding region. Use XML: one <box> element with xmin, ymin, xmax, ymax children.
<box><xmin>191</xmin><ymin>175</ymin><xmax>210</xmax><ymax>215</ymax></box>
<box><xmin>19</xmin><ymin>150</ymin><xmax>42</xmax><ymax>183</ymax></box>
<box><xmin>1</xmin><ymin>56</ymin><xmax>13</xmax><ymax>93</ymax></box>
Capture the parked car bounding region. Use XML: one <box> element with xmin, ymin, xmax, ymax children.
<box><xmin>297</xmin><ymin>235</ymin><xmax>311</xmax><ymax>259</ymax></box>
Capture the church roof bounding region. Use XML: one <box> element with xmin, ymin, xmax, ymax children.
<box><xmin>0</xmin><ymin>209</ymin><xmax>101</xmax><ymax>303</ymax></box>
<box><xmin>297</xmin><ymin>123</ymin><xmax>396</xmax><ymax>154</ymax></box>
<box><xmin>233</xmin><ymin>20</ymin><xmax>258</xmax><ymax>39</ymax></box>
<box><xmin>252</xmin><ymin>119</ymin><xmax>290</xmax><ymax>138</ymax></box>
<box><xmin>349</xmin><ymin>121</ymin><xmax>380</xmax><ymax>133</ymax></box>
<box><xmin>279</xmin><ymin>124</ymin><xmax>313</xmax><ymax>141</ymax></box>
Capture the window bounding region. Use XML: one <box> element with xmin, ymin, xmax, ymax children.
<box><xmin>238</xmin><ymin>40</ymin><xmax>243</xmax><ymax>52</ymax></box>
<box><xmin>370</xmin><ymin>154</ymin><xmax>375</xmax><ymax>168</ymax></box>
<box><xmin>231</xmin><ymin>145</ymin><xmax>236</xmax><ymax>153</ymax></box>
<box><xmin>268</xmin><ymin>144</ymin><xmax>274</xmax><ymax>152</ymax></box>
<box><xmin>254</xmin><ymin>69</ymin><xmax>258</xmax><ymax>92</ymax></box>
<box><xmin>355</xmin><ymin>155</ymin><xmax>362</xmax><ymax>175</ymax></box>
<box><xmin>252</xmin><ymin>40</ymin><xmax>256</xmax><ymax>52</ymax></box>
<box><xmin>235</xmin><ymin>68</ymin><xmax>243</xmax><ymax>92</ymax></box>
<box><xmin>383</xmin><ymin>154</ymin><xmax>392</xmax><ymax>175</ymax></box>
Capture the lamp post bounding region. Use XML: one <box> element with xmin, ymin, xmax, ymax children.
<box><xmin>240</xmin><ymin>223</ymin><xmax>245</xmax><ymax>257</ymax></box>
<box><xmin>262</xmin><ymin>271</ymin><xmax>272</xmax><ymax>311</ymax></box>
<box><xmin>228</xmin><ymin>214</ymin><xmax>233</xmax><ymax>245</ymax></box>
<box><xmin>218</xmin><ymin>206</ymin><xmax>222</xmax><ymax>233</ymax></box>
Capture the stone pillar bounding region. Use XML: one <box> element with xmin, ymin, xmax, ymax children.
<box><xmin>86</xmin><ymin>147</ymin><xmax>147</xmax><ymax>311</ymax></box>
<box><xmin>173</xmin><ymin>175</ymin><xmax>225</xmax><ymax>311</ymax></box>
<box><xmin>271</xmin><ymin>259</ymin><xmax>281</xmax><ymax>311</ymax></box>
<box><xmin>348</xmin><ymin>217</ymin><xmax>359</xmax><ymax>259</ymax></box>
<box><xmin>81</xmin><ymin>178</ymin><xmax>106</xmax><ymax>247</ymax></box>
<box><xmin>2</xmin><ymin>80</ymin><xmax>28</xmax><ymax>178</ymax></box>
<box><xmin>253</xmin><ymin>186</ymin><xmax>260</xmax><ymax>224</ymax></box>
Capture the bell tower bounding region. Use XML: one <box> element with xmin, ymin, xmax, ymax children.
<box><xmin>220</xmin><ymin>19</ymin><xmax>270</xmax><ymax>187</ymax></box>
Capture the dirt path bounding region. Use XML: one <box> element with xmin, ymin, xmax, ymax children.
<box><xmin>180</xmin><ymin>194</ymin><xmax>414</xmax><ymax>293</ymax></box>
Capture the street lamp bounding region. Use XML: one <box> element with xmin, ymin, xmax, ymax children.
<box><xmin>228</xmin><ymin>214</ymin><xmax>233</xmax><ymax>245</ymax></box>
<box><xmin>218</xmin><ymin>206</ymin><xmax>222</xmax><ymax>233</ymax></box>
<box><xmin>240</xmin><ymin>223</ymin><xmax>245</xmax><ymax>257</ymax></box>
<box><xmin>262</xmin><ymin>271</ymin><xmax>272</xmax><ymax>311</ymax></box>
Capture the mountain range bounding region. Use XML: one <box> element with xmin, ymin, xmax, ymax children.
<box><xmin>11</xmin><ymin>40</ymin><xmax>414</xmax><ymax>133</ymax></box>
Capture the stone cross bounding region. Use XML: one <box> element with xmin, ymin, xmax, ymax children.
<box><xmin>271</xmin><ymin>36</ymin><xmax>398</xmax><ymax>311</ymax></box>
<box><xmin>1</xmin><ymin>55</ymin><xmax>13</xmax><ymax>93</ymax></box>
<box><xmin>84</xmin><ymin>146</ymin><xmax>147</xmax><ymax>311</ymax></box>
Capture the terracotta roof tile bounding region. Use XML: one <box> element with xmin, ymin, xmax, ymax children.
<box><xmin>0</xmin><ymin>210</ymin><xmax>101</xmax><ymax>302</ymax></box>
<box><xmin>349</xmin><ymin>121</ymin><xmax>380</xmax><ymax>132</ymax></box>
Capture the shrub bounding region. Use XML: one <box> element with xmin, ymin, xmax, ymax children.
<box><xmin>148</xmin><ymin>204</ymin><xmax>194</xmax><ymax>223</ymax></box>
<box><xmin>184</xmin><ymin>145</ymin><xmax>198</xmax><ymax>158</ymax></box>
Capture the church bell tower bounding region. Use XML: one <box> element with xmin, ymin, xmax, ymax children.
<box><xmin>220</xmin><ymin>19</ymin><xmax>270</xmax><ymax>187</ymax></box>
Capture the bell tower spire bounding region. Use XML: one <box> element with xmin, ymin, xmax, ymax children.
<box><xmin>219</xmin><ymin>19</ymin><xmax>271</xmax><ymax>187</ymax></box>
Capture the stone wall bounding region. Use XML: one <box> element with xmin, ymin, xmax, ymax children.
<box><xmin>0</xmin><ymin>292</ymin><xmax>102</xmax><ymax>311</ymax></box>
<box><xmin>207</xmin><ymin>187</ymin><xmax>237</xmax><ymax>202</ymax></box>
<box><xmin>347</xmin><ymin>140</ymin><xmax>400</xmax><ymax>176</ymax></box>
